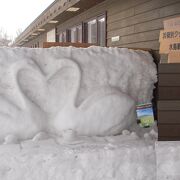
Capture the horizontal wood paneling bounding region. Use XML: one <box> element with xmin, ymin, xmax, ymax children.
<box><xmin>107</xmin><ymin>0</ymin><xmax>180</xmax><ymax>51</ymax></box>
<box><xmin>134</xmin><ymin>19</ymin><xmax>163</xmax><ymax>33</ymax></box>
<box><xmin>108</xmin><ymin>8</ymin><xmax>134</xmax><ymax>24</ymax></box>
<box><xmin>159</xmin><ymin>64</ymin><xmax>180</xmax><ymax>74</ymax></box>
<box><xmin>107</xmin><ymin>26</ymin><xmax>134</xmax><ymax>38</ymax></box>
<box><xmin>158</xmin><ymin>87</ymin><xmax>180</xmax><ymax>100</ymax></box>
<box><xmin>108</xmin><ymin>30</ymin><xmax>160</xmax><ymax>46</ymax></box>
<box><xmin>159</xmin><ymin>74</ymin><xmax>180</xmax><ymax>86</ymax></box>
<box><xmin>158</xmin><ymin>124</ymin><xmax>180</xmax><ymax>137</ymax></box>
<box><xmin>108</xmin><ymin>40</ymin><xmax>160</xmax><ymax>50</ymax></box>
<box><xmin>158</xmin><ymin>101</ymin><xmax>180</xmax><ymax>111</ymax></box>
<box><xmin>108</xmin><ymin>9</ymin><xmax>160</xmax><ymax>31</ymax></box>
<box><xmin>158</xmin><ymin>111</ymin><xmax>180</xmax><ymax>124</ymax></box>
<box><xmin>158</xmin><ymin>136</ymin><xmax>180</xmax><ymax>141</ymax></box>
<box><xmin>135</xmin><ymin>0</ymin><xmax>180</xmax><ymax>15</ymax></box>
<box><xmin>158</xmin><ymin>63</ymin><xmax>180</xmax><ymax>141</ymax></box>
<box><xmin>160</xmin><ymin>2</ymin><xmax>180</xmax><ymax>17</ymax></box>
<box><xmin>108</xmin><ymin>0</ymin><xmax>150</xmax><ymax>16</ymax></box>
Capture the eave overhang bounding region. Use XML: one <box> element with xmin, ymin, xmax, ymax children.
<box><xmin>14</xmin><ymin>0</ymin><xmax>105</xmax><ymax>46</ymax></box>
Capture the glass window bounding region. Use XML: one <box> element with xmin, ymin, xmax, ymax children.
<box><xmin>84</xmin><ymin>14</ymin><xmax>106</xmax><ymax>46</ymax></box>
<box><xmin>59</xmin><ymin>33</ymin><xmax>63</xmax><ymax>42</ymax></box>
<box><xmin>87</xmin><ymin>19</ymin><xmax>97</xmax><ymax>44</ymax></box>
<box><xmin>70</xmin><ymin>27</ymin><xmax>77</xmax><ymax>43</ymax></box>
<box><xmin>69</xmin><ymin>25</ymin><xmax>82</xmax><ymax>43</ymax></box>
<box><xmin>98</xmin><ymin>16</ymin><xmax>106</xmax><ymax>46</ymax></box>
<box><xmin>59</xmin><ymin>31</ymin><xmax>66</xmax><ymax>42</ymax></box>
<box><xmin>58</xmin><ymin>14</ymin><xmax>106</xmax><ymax>46</ymax></box>
<box><xmin>77</xmin><ymin>25</ymin><xmax>82</xmax><ymax>43</ymax></box>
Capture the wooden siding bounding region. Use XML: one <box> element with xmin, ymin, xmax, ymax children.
<box><xmin>107</xmin><ymin>0</ymin><xmax>180</xmax><ymax>50</ymax></box>
<box><xmin>158</xmin><ymin>87</ymin><xmax>180</xmax><ymax>100</ymax></box>
<box><xmin>158</xmin><ymin>124</ymin><xmax>180</xmax><ymax>137</ymax></box>
<box><xmin>158</xmin><ymin>111</ymin><xmax>180</xmax><ymax>124</ymax></box>
<box><xmin>159</xmin><ymin>74</ymin><xmax>180</xmax><ymax>86</ymax></box>
<box><xmin>55</xmin><ymin>0</ymin><xmax>180</xmax><ymax>62</ymax></box>
<box><xmin>24</xmin><ymin>0</ymin><xmax>180</xmax><ymax>57</ymax></box>
<box><xmin>158</xmin><ymin>64</ymin><xmax>180</xmax><ymax>141</ymax></box>
<box><xmin>159</xmin><ymin>63</ymin><xmax>180</xmax><ymax>73</ymax></box>
<box><xmin>158</xmin><ymin>101</ymin><xmax>180</xmax><ymax>111</ymax></box>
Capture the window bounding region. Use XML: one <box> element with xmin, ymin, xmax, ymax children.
<box><xmin>70</xmin><ymin>27</ymin><xmax>77</xmax><ymax>43</ymax></box>
<box><xmin>98</xmin><ymin>16</ymin><xmax>106</xmax><ymax>46</ymax></box>
<box><xmin>47</xmin><ymin>28</ymin><xmax>56</xmax><ymax>42</ymax></box>
<box><xmin>77</xmin><ymin>25</ymin><xmax>82</xmax><ymax>43</ymax></box>
<box><xmin>84</xmin><ymin>14</ymin><xmax>106</xmax><ymax>46</ymax></box>
<box><xmin>59</xmin><ymin>31</ymin><xmax>67</xmax><ymax>42</ymax></box>
<box><xmin>68</xmin><ymin>25</ymin><xmax>82</xmax><ymax>43</ymax></box>
<box><xmin>56</xmin><ymin>13</ymin><xmax>106</xmax><ymax>46</ymax></box>
<box><xmin>86</xmin><ymin>19</ymin><xmax>97</xmax><ymax>44</ymax></box>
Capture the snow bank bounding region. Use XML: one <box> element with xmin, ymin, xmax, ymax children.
<box><xmin>0</xmin><ymin>47</ymin><xmax>157</xmax><ymax>140</ymax></box>
<box><xmin>0</xmin><ymin>134</ymin><xmax>156</xmax><ymax>180</ymax></box>
<box><xmin>156</xmin><ymin>141</ymin><xmax>180</xmax><ymax>180</ymax></box>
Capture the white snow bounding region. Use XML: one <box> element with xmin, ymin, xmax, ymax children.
<box><xmin>156</xmin><ymin>141</ymin><xmax>180</xmax><ymax>180</ymax></box>
<box><xmin>0</xmin><ymin>131</ymin><xmax>157</xmax><ymax>180</ymax></box>
<box><xmin>0</xmin><ymin>46</ymin><xmax>157</xmax><ymax>140</ymax></box>
<box><xmin>0</xmin><ymin>46</ymin><xmax>161</xmax><ymax>180</ymax></box>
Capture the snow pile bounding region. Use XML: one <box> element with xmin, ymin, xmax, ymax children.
<box><xmin>0</xmin><ymin>46</ymin><xmax>157</xmax><ymax>140</ymax></box>
<box><xmin>156</xmin><ymin>141</ymin><xmax>180</xmax><ymax>180</ymax></box>
<box><xmin>0</xmin><ymin>132</ymin><xmax>156</xmax><ymax>180</ymax></box>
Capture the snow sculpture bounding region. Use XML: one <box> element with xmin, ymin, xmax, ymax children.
<box><xmin>0</xmin><ymin>47</ymin><xmax>157</xmax><ymax>140</ymax></box>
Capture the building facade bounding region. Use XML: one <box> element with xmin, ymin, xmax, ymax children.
<box><xmin>14</xmin><ymin>0</ymin><xmax>180</xmax><ymax>61</ymax></box>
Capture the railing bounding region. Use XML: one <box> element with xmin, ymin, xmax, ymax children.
<box><xmin>43</xmin><ymin>42</ymin><xmax>95</xmax><ymax>48</ymax></box>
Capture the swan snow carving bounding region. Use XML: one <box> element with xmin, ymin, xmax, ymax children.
<box><xmin>47</xmin><ymin>58</ymin><xmax>136</xmax><ymax>136</ymax></box>
<box><xmin>0</xmin><ymin>61</ymin><xmax>46</xmax><ymax>140</ymax></box>
<box><xmin>0</xmin><ymin>58</ymin><xmax>136</xmax><ymax>139</ymax></box>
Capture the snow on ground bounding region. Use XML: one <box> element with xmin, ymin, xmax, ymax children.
<box><xmin>156</xmin><ymin>141</ymin><xmax>180</xmax><ymax>180</ymax></box>
<box><xmin>0</xmin><ymin>129</ymin><xmax>157</xmax><ymax>180</ymax></box>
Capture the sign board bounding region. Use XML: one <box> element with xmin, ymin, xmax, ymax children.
<box><xmin>164</xmin><ymin>16</ymin><xmax>180</xmax><ymax>29</ymax></box>
<box><xmin>160</xmin><ymin>41</ymin><xmax>180</xmax><ymax>54</ymax></box>
<box><xmin>111</xmin><ymin>36</ymin><xmax>120</xmax><ymax>42</ymax></box>
<box><xmin>159</xmin><ymin>29</ymin><xmax>180</xmax><ymax>42</ymax></box>
<box><xmin>168</xmin><ymin>52</ymin><xmax>180</xmax><ymax>63</ymax></box>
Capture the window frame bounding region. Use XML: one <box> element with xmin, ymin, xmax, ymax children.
<box><xmin>56</xmin><ymin>12</ymin><xmax>107</xmax><ymax>46</ymax></box>
<box><xmin>83</xmin><ymin>12</ymin><xmax>107</xmax><ymax>46</ymax></box>
<box><xmin>67</xmin><ymin>23</ymin><xmax>83</xmax><ymax>43</ymax></box>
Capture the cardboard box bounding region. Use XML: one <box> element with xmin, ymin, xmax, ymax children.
<box><xmin>160</xmin><ymin>41</ymin><xmax>180</xmax><ymax>54</ymax></box>
<box><xmin>164</xmin><ymin>16</ymin><xmax>180</xmax><ymax>29</ymax></box>
<box><xmin>159</xmin><ymin>29</ymin><xmax>180</xmax><ymax>42</ymax></box>
<box><xmin>168</xmin><ymin>52</ymin><xmax>180</xmax><ymax>63</ymax></box>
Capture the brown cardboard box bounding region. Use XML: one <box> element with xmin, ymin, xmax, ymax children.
<box><xmin>160</xmin><ymin>41</ymin><xmax>180</xmax><ymax>54</ymax></box>
<box><xmin>168</xmin><ymin>52</ymin><xmax>180</xmax><ymax>63</ymax></box>
<box><xmin>164</xmin><ymin>16</ymin><xmax>180</xmax><ymax>29</ymax></box>
<box><xmin>159</xmin><ymin>29</ymin><xmax>180</xmax><ymax>42</ymax></box>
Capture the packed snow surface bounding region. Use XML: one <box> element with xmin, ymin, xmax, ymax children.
<box><xmin>0</xmin><ymin>46</ymin><xmax>157</xmax><ymax>140</ymax></box>
<box><xmin>0</xmin><ymin>130</ymin><xmax>157</xmax><ymax>180</ymax></box>
<box><xmin>156</xmin><ymin>141</ymin><xmax>180</xmax><ymax>180</ymax></box>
